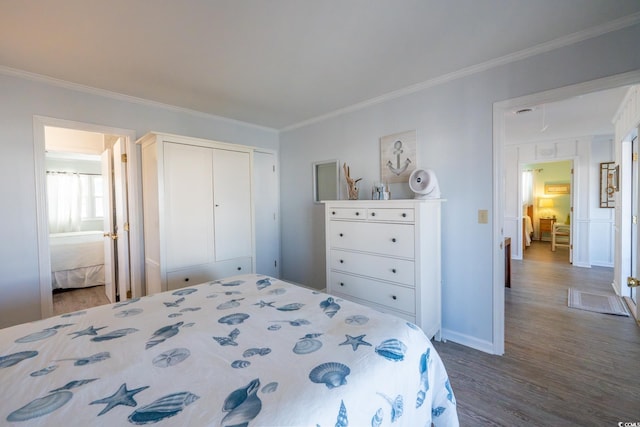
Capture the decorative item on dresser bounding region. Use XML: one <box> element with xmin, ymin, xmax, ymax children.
<box><xmin>324</xmin><ymin>199</ymin><xmax>443</xmax><ymax>340</ymax></box>
<box><xmin>138</xmin><ymin>132</ymin><xmax>255</xmax><ymax>295</ymax></box>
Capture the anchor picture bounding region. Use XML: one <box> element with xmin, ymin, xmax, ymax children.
<box><xmin>380</xmin><ymin>130</ymin><xmax>416</xmax><ymax>184</ymax></box>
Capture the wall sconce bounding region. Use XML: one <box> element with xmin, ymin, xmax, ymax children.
<box><xmin>538</xmin><ymin>198</ymin><xmax>554</xmax><ymax>218</ymax></box>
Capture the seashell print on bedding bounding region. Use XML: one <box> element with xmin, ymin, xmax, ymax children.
<box><xmin>218</xmin><ymin>313</ymin><xmax>250</xmax><ymax>325</ymax></box>
<box><xmin>371</xmin><ymin>407</ymin><xmax>383</xmax><ymax>426</ymax></box>
<box><xmin>6</xmin><ymin>390</ymin><xmax>73</xmax><ymax>421</ymax></box>
<box><xmin>293</xmin><ymin>337</ymin><xmax>322</xmax><ymax>355</ymax></box>
<box><xmin>309</xmin><ymin>362</ymin><xmax>350</xmax><ymax>389</ymax></box>
<box><xmin>377</xmin><ymin>392</ymin><xmax>403</xmax><ymax>422</ymax></box>
<box><xmin>335</xmin><ymin>399</ymin><xmax>348</xmax><ymax>427</ymax></box>
<box><xmin>114</xmin><ymin>308</ymin><xmax>143</xmax><ymax>318</ymax></box>
<box><xmin>145</xmin><ymin>322</ymin><xmax>184</xmax><ymax>349</ymax></box>
<box><xmin>276</xmin><ymin>303</ymin><xmax>305</xmax><ymax>311</ymax></box>
<box><xmin>152</xmin><ymin>348</ymin><xmax>191</xmax><ymax>368</ymax></box>
<box><xmin>261</xmin><ymin>382</ymin><xmax>278</xmax><ymax>393</ymax></box>
<box><xmin>0</xmin><ymin>350</ymin><xmax>38</xmax><ymax>368</ymax></box>
<box><xmin>113</xmin><ymin>298</ymin><xmax>140</xmax><ymax>309</ymax></box>
<box><xmin>15</xmin><ymin>324</ymin><xmax>73</xmax><ymax>343</ymax></box>
<box><xmin>231</xmin><ymin>360</ymin><xmax>251</xmax><ymax>369</ymax></box>
<box><xmin>128</xmin><ymin>391</ymin><xmax>199</xmax><ymax>424</ymax></box>
<box><xmin>172</xmin><ymin>288</ymin><xmax>197</xmax><ymax>296</ymax></box>
<box><xmin>217</xmin><ymin>298</ymin><xmax>245</xmax><ymax>310</ymax></box>
<box><xmin>256</xmin><ymin>278</ymin><xmax>272</xmax><ymax>290</ymax></box>
<box><xmin>221</xmin><ymin>378</ymin><xmax>262</xmax><ymax>427</ymax></box>
<box><xmin>50</xmin><ymin>378</ymin><xmax>98</xmax><ymax>392</ymax></box>
<box><xmin>91</xmin><ymin>328</ymin><xmax>139</xmax><ymax>342</ymax></box>
<box><xmin>90</xmin><ymin>382</ymin><xmax>149</xmax><ymax>416</ymax></box>
<box><xmin>221</xmin><ymin>280</ymin><xmax>244</xmax><ymax>287</ymax></box>
<box><xmin>268</xmin><ymin>288</ymin><xmax>286</xmax><ymax>296</ymax></box>
<box><xmin>67</xmin><ymin>325</ymin><xmax>107</xmax><ymax>338</ymax></box>
<box><xmin>30</xmin><ymin>365</ymin><xmax>58</xmax><ymax>377</ymax></box>
<box><xmin>61</xmin><ymin>310</ymin><xmax>86</xmax><ymax>317</ymax></box>
<box><xmin>344</xmin><ymin>314</ymin><xmax>369</xmax><ymax>325</ymax></box>
<box><xmin>163</xmin><ymin>297</ymin><xmax>185</xmax><ymax>308</ymax></box>
<box><xmin>242</xmin><ymin>347</ymin><xmax>271</xmax><ymax>357</ymax></box>
<box><xmin>319</xmin><ymin>297</ymin><xmax>341</xmax><ymax>318</ymax></box>
<box><xmin>213</xmin><ymin>328</ymin><xmax>241</xmax><ymax>346</ymax></box>
<box><xmin>56</xmin><ymin>351</ymin><xmax>110</xmax><ymax>366</ymax></box>
<box><xmin>374</xmin><ymin>339</ymin><xmax>407</xmax><ymax>362</ymax></box>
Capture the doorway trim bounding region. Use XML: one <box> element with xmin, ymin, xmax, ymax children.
<box><xmin>493</xmin><ymin>70</ymin><xmax>640</xmax><ymax>355</ymax></box>
<box><xmin>33</xmin><ymin>116</ymin><xmax>141</xmax><ymax>318</ymax></box>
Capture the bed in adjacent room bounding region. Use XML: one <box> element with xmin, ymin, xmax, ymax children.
<box><xmin>522</xmin><ymin>204</ymin><xmax>534</xmax><ymax>251</ymax></box>
<box><xmin>49</xmin><ymin>231</ymin><xmax>105</xmax><ymax>290</ymax></box>
<box><xmin>0</xmin><ymin>274</ymin><xmax>458</xmax><ymax>426</ymax></box>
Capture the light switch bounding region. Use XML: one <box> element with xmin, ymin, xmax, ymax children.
<box><xmin>478</xmin><ymin>209</ymin><xmax>489</xmax><ymax>224</ymax></box>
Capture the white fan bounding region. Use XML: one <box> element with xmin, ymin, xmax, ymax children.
<box><xmin>408</xmin><ymin>169</ymin><xmax>441</xmax><ymax>199</ymax></box>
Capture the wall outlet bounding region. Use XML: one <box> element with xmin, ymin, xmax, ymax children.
<box><xmin>478</xmin><ymin>209</ymin><xmax>489</xmax><ymax>224</ymax></box>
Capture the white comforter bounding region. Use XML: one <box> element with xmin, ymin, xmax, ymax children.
<box><xmin>0</xmin><ymin>274</ymin><xmax>458</xmax><ymax>426</ymax></box>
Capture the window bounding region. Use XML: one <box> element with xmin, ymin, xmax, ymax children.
<box><xmin>80</xmin><ymin>174</ymin><xmax>104</xmax><ymax>219</ymax></box>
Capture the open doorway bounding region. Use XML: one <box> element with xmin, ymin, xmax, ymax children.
<box><xmin>492</xmin><ymin>72</ymin><xmax>640</xmax><ymax>355</ymax></box>
<box><xmin>44</xmin><ymin>126</ymin><xmax>130</xmax><ymax>314</ymax></box>
<box><xmin>33</xmin><ymin>117</ymin><xmax>142</xmax><ymax>318</ymax></box>
<box><xmin>521</xmin><ymin>160</ymin><xmax>573</xmax><ymax>263</ymax></box>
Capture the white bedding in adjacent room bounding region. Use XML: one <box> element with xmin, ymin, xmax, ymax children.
<box><xmin>50</xmin><ymin>231</ymin><xmax>105</xmax><ymax>289</ymax></box>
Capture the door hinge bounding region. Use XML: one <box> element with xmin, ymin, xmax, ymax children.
<box><xmin>633</xmin><ymin>216</ymin><xmax>638</xmax><ymax>225</ymax></box>
<box><xmin>121</xmin><ymin>153</ymin><xmax>127</xmax><ymax>163</ymax></box>
<box><xmin>272</xmin><ymin>165</ymin><xmax>276</xmax><ymax>172</ymax></box>
<box><xmin>634</xmin><ymin>152</ymin><xmax>638</xmax><ymax>162</ymax></box>
<box><xmin>274</xmin><ymin>260</ymin><xmax>277</xmax><ymax>268</ymax></box>
<box><xmin>124</xmin><ymin>222</ymin><xmax>130</xmax><ymax>231</ymax></box>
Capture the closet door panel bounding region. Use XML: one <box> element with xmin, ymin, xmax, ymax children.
<box><xmin>164</xmin><ymin>143</ymin><xmax>215</xmax><ymax>270</ymax></box>
<box><xmin>212</xmin><ymin>149</ymin><xmax>252</xmax><ymax>261</ymax></box>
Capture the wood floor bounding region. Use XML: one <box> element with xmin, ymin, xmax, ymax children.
<box><xmin>52</xmin><ymin>285</ymin><xmax>110</xmax><ymax>316</ymax></box>
<box><xmin>433</xmin><ymin>241</ymin><xmax>640</xmax><ymax>426</ymax></box>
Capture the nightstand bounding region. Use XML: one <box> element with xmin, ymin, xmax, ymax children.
<box><xmin>539</xmin><ymin>218</ymin><xmax>556</xmax><ymax>241</ymax></box>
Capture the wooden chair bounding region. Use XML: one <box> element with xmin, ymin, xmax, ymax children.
<box><xmin>552</xmin><ymin>223</ymin><xmax>570</xmax><ymax>251</ymax></box>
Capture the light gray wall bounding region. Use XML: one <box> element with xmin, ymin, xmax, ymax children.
<box><xmin>279</xmin><ymin>24</ymin><xmax>640</xmax><ymax>349</ymax></box>
<box><xmin>0</xmin><ymin>73</ymin><xmax>278</xmax><ymax>328</ymax></box>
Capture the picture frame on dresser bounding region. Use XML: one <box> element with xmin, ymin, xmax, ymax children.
<box><xmin>313</xmin><ymin>159</ymin><xmax>339</xmax><ymax>203</ymax></box>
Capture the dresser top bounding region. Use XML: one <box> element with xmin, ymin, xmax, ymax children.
<box><xmin>322</xmin><ymin>199</ymin><xmax>445</xmax><ymax>206</ymax></box>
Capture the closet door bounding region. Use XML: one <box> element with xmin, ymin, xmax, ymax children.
<box><xmin>164</xmin><ymin>143</ymin><xmax>215</xmax><ymax>270</ymax></box>
<box><xmin>212</xmin><ymin>149</ymin><xmax>252</xmax><ymax>261</ymax></box>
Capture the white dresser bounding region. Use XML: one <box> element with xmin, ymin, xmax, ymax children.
<box><xmin>325</xmin><ymin>200</ymin><xmax>443</xmax><ymax>340</ymax></box>
<box><xmin>138</xmin><ymin>132</ymin><xmax>255</xmax><ymax>295</ymax></box>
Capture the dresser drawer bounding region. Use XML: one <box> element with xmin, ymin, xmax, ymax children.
<box><xmin>367</xmin><ymin>208</ymin><xmax>414</xmax><ymax>222</ymax></box>
<box><xmin>166</xmin><ymin>257</ymin><xmax>252</xmax><ymax>290</ymax></box>
<box><xmin>330</xmin><ymin>250</ymin><xmax>415</xmax><ymax>286</ymax></box>
<box><xmin>329</xmin><ymin>221</ymin><xmax>415</xmax><ymax>258</ymax></box>
<box><xmin>328</xmin><ymin>207</ymin><xmax>366</xmax><ymax>220</ymax></box>
<box><xmin>329</xmin><ymin>272</ymin><xmax>415</xmax><ymax>314</ymax></box>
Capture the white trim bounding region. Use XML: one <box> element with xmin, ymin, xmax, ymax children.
<box><xmin>283</xmin><ymin>13</ymin><xmax>640</xmax><ymax>132</ymax></box>
<box><xmin>33</xmin><ymin>116</ymin><xmax>141</xmax><ymax>318</ymax></box>
<box><xmin>493</xmin><ymin>70</ymin><xmax>640</xmax><ymax>356</ymax></box>
<box><xmin>441</xmin><ymin>328</ymin><xmax>495</xmax><ymax>354</ymax></box>
<box><xmin>1</xmin><ymin>66</ymin><xmax>277</xmax><ymax>133</ymax></box>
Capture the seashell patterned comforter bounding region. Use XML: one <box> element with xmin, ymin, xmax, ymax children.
<box><xmin>0</xmin><ymin>274</ymin><xmax>459</xmax><ymax>426</ymax></box>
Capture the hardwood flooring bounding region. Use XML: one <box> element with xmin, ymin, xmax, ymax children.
<box><xmin>52</xmin><ymin>285</ymin><xmax>110</xmax><ymax>316</ymax></box>
<box><xmin>433</xmin><ymin>241</ymin><xmax>640</xmax><ymax>426</ymax></box>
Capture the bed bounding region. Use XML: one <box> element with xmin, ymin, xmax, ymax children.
<box><xmin>0</xmin><ymin>274</ymin><xmax>458</xmax><ymax>426</ymax></box>
<box><xmin>50</xmin><ymin>231</ymin><xmax>105</xmax><ymax>290</ymax></box>
<box><xmin>522</xmin><ymin>204</ymin><xmax>534</xmax><ymax>251</ymax></box>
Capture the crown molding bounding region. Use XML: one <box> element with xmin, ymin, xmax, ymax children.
<box><xmin>282</xmin><ymin>12</ymin><xmax>640</xmax><ymax>132</ymax></box>
<box><xmin>0</xmin><ymin>65</ymin><xmax>277</xmax><ymax>133</ymax></box>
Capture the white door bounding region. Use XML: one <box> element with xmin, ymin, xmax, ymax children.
<box><xmin>164</xmin><ymin>143</ymin><xmax>215</xmax><ymax>270</ymax></box>
<box><xmin>631</xmin><ymin>134</ymin><xmax>638</xmax><ymax>313</ymax></box>
<box><xmin>112</xmin><ymin>139</ymin><xmax>130</xmax><ymax>301</ymax></box>
<box><xmin>569</xmin><ymin>164</ymin><xmax>574</xmax><ymax>263</ymax></box>
<box><xmin>254</xmin><ymin>151</ymin><xmax>280</xmax><ymax>277</ymax></box>
<box><xmin>101</xmin><ymin>148</ymin><xmax>116</xmax><ymax>303</ymax></box>
<box><xmin>212</xmin><ymin>149</ymin><xmax>252</xmax><ymax>261</ymax></box>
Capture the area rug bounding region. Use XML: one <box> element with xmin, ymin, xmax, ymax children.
<box><xmin>567</xmin><ymin>288</ymin><xmax>629</xmax><ymax>316</ymax></box>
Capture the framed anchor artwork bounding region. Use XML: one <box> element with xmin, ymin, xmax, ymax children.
<box><xmin>380</xmin><ymin>130</ymin><xmax>417</xmax><ymax>184</ymax></box>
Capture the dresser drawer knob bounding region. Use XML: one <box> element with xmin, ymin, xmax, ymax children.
<box><xmin>332</xmin><ymin>211</ymin><xmax>336</xmax><ymax>215</ymax></box>
<box><xmin>391</xmin><ymin>295</ymin><xmax>397</xmax><ymax>300</ymax></box>
<box><xmin>340</xmin><ymin>282</ymin><xmax>344</xmax><ymax>287</ymax></box>
<box><xmin>184</xmin><ymin>278</ymin><xmax>189</xmax><ymax>282</ymax></box>
<box><xmin>402</xmin><ymin>213</ymin><xmax>407</xmax><ymax>217</ymax></box>
<box><xmin>339</xmin><ymin>259</ymin><xmax>344</xmax><ymax>263</ymax></box>
<box><xmin>371</xmin><ymin>212</ymin><xmax>376</xmax><ymax>217</ymax></box>
<box><xmin>391</xmin><ymin>238</ymin><xmax>397</xmax><ymax>243</ymax></box>
<box><xmin>391</xmin><ymin>268</ymin><xmax>396</xmax><ymax>273</ymax></box>
<box><xmin>355</xmin><ymin>212</ymin><xmax>360</xmax><ymax>216</ymax></box>
<box><xmin>339</xmin><ymin>233</ymin><xmax>344</xmax><ymax>237</ymax></box>
<box><xmin>237</xmin><ymin>266</ymin><xmax>242</xmax><ymax>271</ymax></box>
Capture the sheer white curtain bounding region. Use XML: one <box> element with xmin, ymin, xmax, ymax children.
<box><xmin>47</xmin><ymin>172</ymin><xmax>82</xmax><ymax>233</ymax></box>
<box><xmin>522</xmin><ymin>170</ymin><xmax>534</xmax><ymax>205</ymax></box>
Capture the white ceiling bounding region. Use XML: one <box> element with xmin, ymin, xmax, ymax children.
<box><xmin>1</xmin><ymin>1</ymin><xmax>639</xmax><ymax>130</ymax></box>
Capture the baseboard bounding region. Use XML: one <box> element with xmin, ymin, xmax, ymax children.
<box><xmin>441</xmin><ymin>328</ymin><xmax>496</xmax><ymax>354</ymax></box>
